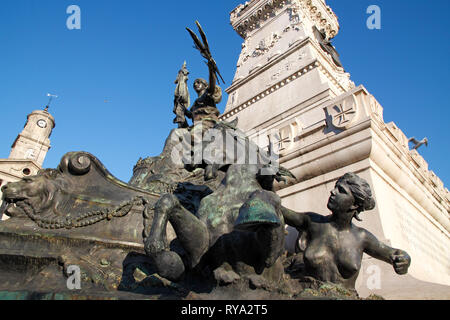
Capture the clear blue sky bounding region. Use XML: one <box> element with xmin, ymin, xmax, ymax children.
<box><xmin>1</xmin><ymin>0</ymin><xmax>449</xmax><ymax>188</ymax></box>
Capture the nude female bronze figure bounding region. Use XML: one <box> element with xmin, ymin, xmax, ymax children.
<box><xmin>282</xmin><ymin>173</ymin><xmax>411</xmax><ymax>289</ymax></box>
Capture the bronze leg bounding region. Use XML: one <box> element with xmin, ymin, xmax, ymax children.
<box><xmin>145</xmin><ymin>194</ymin><xmax>209</xmax><ymax>281</ymax></box>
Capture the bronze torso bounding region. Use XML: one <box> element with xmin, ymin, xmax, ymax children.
<box><xmin>190</xmin><ymin>91</ymin><xmax>220</xmax><ymax>124</ymax></box>
<box><xmin>303</xmin><ymin>218</ymin><xmax>364</xmax><ymax>288</ymax></box>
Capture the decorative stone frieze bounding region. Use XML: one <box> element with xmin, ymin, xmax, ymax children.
<box><xmin>230</xmin><ymin>37</ymin><xmax>354</xmax><ymax>110</ymax></box>
<box><xmin>295</xmin><ymin>0</ymin><xmax>339</xmax><ymax>38</ymax></box>
<box><xmin>231</xmin><ymin>0</ymin><xmax>339</xmax><ymax>40</ymax></box>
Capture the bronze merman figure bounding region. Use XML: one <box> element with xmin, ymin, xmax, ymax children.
<box><xmin>144</xmin><ymin>164</ymin><xmax>286</xmax><ymax>283</ymax></box>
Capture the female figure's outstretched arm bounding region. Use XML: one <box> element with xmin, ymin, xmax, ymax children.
<box><xmin>281</xmin><ymin>207</ymin><xmax>311</xmax><ymax>230</ymax></box>
<box><xmin>362</xmin><ymin>229</ymin><xmax>411</xmax><ymax>275</ymax></box>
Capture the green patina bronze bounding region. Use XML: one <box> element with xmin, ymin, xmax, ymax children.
<box><xmin>235</xmin><ymin>197</ymin><xmax>281</xmax><ymax>229</ymax></box>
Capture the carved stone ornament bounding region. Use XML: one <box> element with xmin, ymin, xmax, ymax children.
<box><xmin>327</xmin><ymin>93</ymin><xmax>359</xmax><ymax>130</ymax></box>
<box><xmin>230</xmin><ymin>0</ymin><xmax>339</xmax><ymax>40</ymax></box>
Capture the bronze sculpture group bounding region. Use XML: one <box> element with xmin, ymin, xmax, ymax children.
<box><xmin>0</xmin><ymin>21</ymin><xmax>411</xmax><ymax>298</ymax></box>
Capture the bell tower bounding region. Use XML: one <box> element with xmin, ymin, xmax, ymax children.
<box><xmin>8</xmin><ymin>107</ymin><xmax>55</xmax><ymax>167</ymax></box>
<box><xmin>0</xmin><ymin>106</ymin><xmax>55</xmax><ymax>219</ymax></box>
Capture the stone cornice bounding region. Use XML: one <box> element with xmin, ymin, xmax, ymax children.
<box><xmin>220</xmin><ymin>49</ymin><xmax>353</xmax><ymax>121</ymax></box>
<box><xmin>370</xmin><ymin>120</ymin><xmax>450</xmax><ymax>230</ymax></box>
<box><xmin>279</xmin><ymin>112</ymin><xmax>372</xmax><ymax>165</ymax></box>
<box><xmin>296</xmin><ymin>0</ymin><xmax>339</xmax><ymax>38</ymax></box>
<box><xmin>334</xmin><ymin>87</ymin><xmax>449</xmax><ymax>214</ymax></box>
<box><xmin>230</xmin><ymin>0</ymin><xmax>339</xmax><ymax>39</ymax></box>
<box><xmin>371</xmin><ymin>118</ymin><xmax>450</xmax><ymax>214</ymax></box>
<box><xmin>275</xmin><ymin>112</ymin><xmax>450</xmax><ymax>230</ymax></box>
<box><xmin>223</xmin><ymin>34</ymin><xmax>354</xmax><ymax>112</ymax></box>
<box><xmin>230</xmin><ymin>0</ymin><xmax>283</xmax><ymax>38</ymax></box>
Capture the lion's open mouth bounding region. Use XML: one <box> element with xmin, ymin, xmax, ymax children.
<box><xmin>2</xmin><ymin>196</ymin><xmax>27</xmax><ymax>217</ymax></box>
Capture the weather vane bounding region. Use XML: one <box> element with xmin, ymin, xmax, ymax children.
<box><xmin>44</xmin><ymin>93</ymin><xmax>58</xmax><ymax>111</ymax></box>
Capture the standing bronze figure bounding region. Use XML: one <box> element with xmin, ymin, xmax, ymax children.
<box><xmin>186</xmin><ymin>21</ymin><xmax>223</xmax><ymax>129</ymax></box>
<box><xmin>173</xmin><ymin>62</ymin><xmax>191</xmax><ymax>128</ymax></box>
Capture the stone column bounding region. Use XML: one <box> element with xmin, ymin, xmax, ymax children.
<box><xmin>221</xmin><ymin>0</ymin><xmax>450</xmax><ymax>299</ymax></box>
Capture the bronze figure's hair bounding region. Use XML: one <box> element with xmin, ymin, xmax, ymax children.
<box><xmin>337</xmin><ymin>173</ymin><xmax>376</xmax><ymax>212</ymax></box>
<box><xmin>194</xmin><ymin>78</ymin><xmax>208</xmax><ymax>87</ymax></box>
<box><xmin>193</xmin><ymin>78</ymin><xmax>222</xmax><ymax>103</ymax></box>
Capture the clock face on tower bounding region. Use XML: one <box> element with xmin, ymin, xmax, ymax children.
<box><xmin>37</xmin><ymin>119</ymin><xmax>47</xmax><ymax>128</ymax></box>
